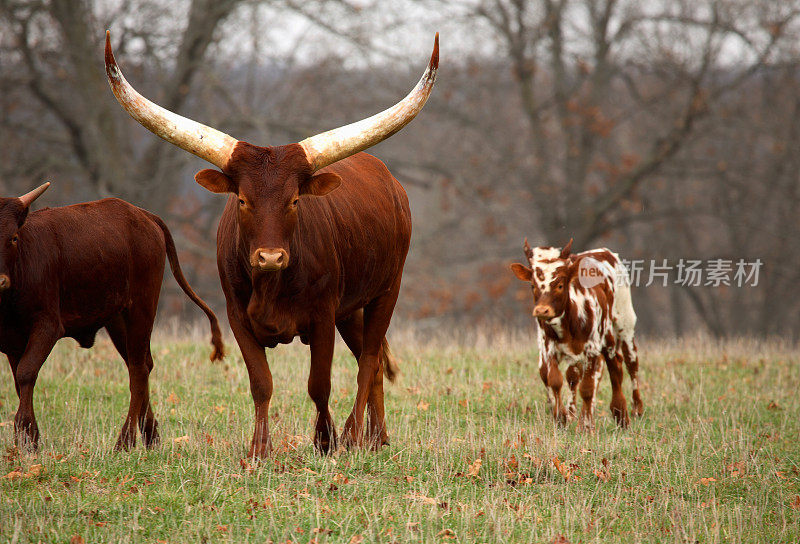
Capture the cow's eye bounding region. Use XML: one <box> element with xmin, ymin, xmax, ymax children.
<box><xmin>238</xmin><ymin>198</ymin><xmax>246</xmax><ymax>207</ymax></box>
<box><xmin>292</xmin><ymin>198</ymin><xmax>299</xmax><ymax>207</ymax></box>
<box><xmin>556</xmin><ymin>283</ymin><xmax>563</xmax><ymax>291</ymax></box>
<box><xmin>11</xmin><ymin>235</ymin><xmax>18</xmax><ymax>245</ymax></box>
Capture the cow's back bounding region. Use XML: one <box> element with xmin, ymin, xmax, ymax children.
<box><xmin>576</xmin><ymin>248</ymin><xmax>636</xmax><ymax>342</ymax></box>
<box><xmin>18</xmin><ymin>198</ymin><xmax>165</xmax><ymax>335</ymax></box>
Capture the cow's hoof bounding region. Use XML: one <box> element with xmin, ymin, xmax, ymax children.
<box><xmin>113</xmin><ymin>436</ymin><xmax>136</xmax><ymax>452</ymax></box>
<box><xmin>247</xmin><ymin>440</ymin><xmax>273</xmax><ymax>459</ymax></box>
<box><xmin>632</xmin><ymin>397</ymin><xmax>644</xmax><ymax>418</ymax></box>
<box><xmin>314</xmin><ymin>432</ymin><xmax>338</xmax><ymax>456</ymax></box>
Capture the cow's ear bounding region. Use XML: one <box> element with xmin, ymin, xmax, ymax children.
<box><xmin>510</xmin><ymin>263</ymin><xmax>533</xmax><ymax>282</ymax></box>
<box><xmin>301</xmin><ymin>172</ymin><xmax>342</xmax><ymax>197</ymax></box>
<box><xmin>195</xmin><ymin>169</ymin><xmax>236</xmax><ymax>194</ymax></box>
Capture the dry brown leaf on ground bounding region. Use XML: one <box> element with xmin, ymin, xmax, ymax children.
<box><xmin>467</xmin><ymin>458</ymin><xmax>482</xmax><ymax>477</ymax></box>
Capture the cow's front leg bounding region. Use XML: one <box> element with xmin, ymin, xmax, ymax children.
<box><xmin>578</xmin><ymin>356</ymin><xmax>603</xmax><ymax>432</ymax></box>
<box><xmin>14</xmin><ymin>321</ymin><xmax>61</xmax><ymax>450</ymax></box>
<box><xmin>546</xmin><ymin>357</ymin><xmax>568</xmax><ymax>426</ymax></box>
<box><xmin>229</xmin><ymin>313</ymin><xmax>273</xmax><ymax>458</ymax></box>
<box><xmin>308</xmin><ymin>317</ymin><xmax>337</xmax><ymax>454</ymax></box>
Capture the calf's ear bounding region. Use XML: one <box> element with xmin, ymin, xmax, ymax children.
<box><xmin>510</xmin><ymin>263</ymin><xmax>533</xmax><ymax>282</ymax></box>
<box><xmin>195</xmin><ymin>169</ymin><xmax>236</xmax><ymax>194</ymax></box>
<box><xmin>300</xmin><ymin>172</ymin><xmax>342</xmax><ymax>197</ymax></box>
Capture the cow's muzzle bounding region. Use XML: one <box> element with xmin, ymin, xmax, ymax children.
<box><xmin>252</xmin><ymin>248</ymin><xmax>289</xmax><ymax>271</ymax></box>
<box><xmin>533</xmin><ymin>305</ymin><xmax>555</xmax><ymax>319</ymax></box>
<box><xmin>0</xmin><ymin>275</ymin><xmax>10</xmax><ymax>292</ymax></box>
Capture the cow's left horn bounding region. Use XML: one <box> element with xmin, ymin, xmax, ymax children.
<box><xmin>19</xmin><ymin>182</ymin><xmax>50</xmax><ymax>208</ymax></box>
<box><xmin>299</xmin><ymin>33</ymin><xmax>439</xmax><ymax>172</ymax></box>
<box><xmin>104</xmin><ymin>31</ymin><xmax>238</xmax><ymax>170</ymax></box>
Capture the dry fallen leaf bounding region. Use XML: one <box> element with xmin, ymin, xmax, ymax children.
<box><xmin>790</xmin><ymin>495</ymin><xmax>800</xmax><ymax>510</ymax></box>
<box><xmin>4</xmin><ymin>470</ymin><xmax>23</xmax><ymax>480</ymax></box>
<box><xmin>166</xmin><ymin>392</ymin><xmax>179</xmax><ymax>404</ymax></box>
<box><xmin>405</xmin><ymin>493</ymin><xmax>438</xmax><ymax>505</ymax></box>
<box><xmin>416</xmin><ymin>400</ymin><xmax>430</xmax><ymax>411</ymax></box>
<box><xmin>467</xmin><ymin>458</ymin><xmax>482</xmax><ymax>477</ymax></box>
<box><xmin>698</xmin><ymin>477</ymin><xmax>717</xmax><ymax>485</ymax></box>
<box><xmin>349</xmin><ymin>535</ymin><xmax>364</xmax><ymax>544</ymax></box>
<box><xmin>553</xmin><ymin>457</ymin><xmax>573</xmax><ymax>481</ymax></box>
<box><xmin>69</xmin><ymin>536</ymin><xmax>85</xmax><ymax>544</ymax></box>
<box><xmin>173</xmin><ymin>435</ymin><xmax>190</xmax><ymax>444</ymax></box>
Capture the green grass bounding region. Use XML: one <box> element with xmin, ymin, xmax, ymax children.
<box><xmin>1</xmin><ymin>330</ymin><xmax>798</xmax><ymax>543</ymax></box>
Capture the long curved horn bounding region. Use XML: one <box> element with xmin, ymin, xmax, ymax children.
<box><xmin>104</xmin><ymin>31</ymin><xmax>238</xmax><ymax>170</ymax></box>
<box><xmin>19</xmin><ymin>182</ymin><xmax>50</xmax><ymax>208</ymax></box>
<box><xmin>300</xmin><ymin>33</ymin><xmax>439</xmax><ymax>172</ymax></box>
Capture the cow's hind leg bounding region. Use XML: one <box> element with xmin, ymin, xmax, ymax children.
<box><xmin>112</xmin><ymin>309</ymin><xmax>155</xmax><ymax>452</ymax></box>
<box><xmin>341</xmin><ymin>285</ymin><xmax>400</xmax><ymax>450</ymax></box>
<box><xmin>308</xmin><ymin>317</ymin><xmax>337</xmax><ymax>454</ymax></box>
<box><xmin>565</xmin><ymin>363</ymin><xmax>582</xmax><ymax>421</ymax></box>
<box><xmin>14</xmin><ymin>322</ymin><xmax>61</xmax><ymax>450</ymax></box>
<box><xmin>604</xmin><ymin>351</ymin><xmax>630</xmax><ymax>428</ymax></box>
<box><xmin>107</xmin><ymin>315</ymin><xmax>159</xmax><ymax>448</ymax></box>
<box><xmin>337</xmin><ymin>310</ymin><xmax>390</xmax><ymax>448</ymax></box>
<box><xmin>622</xmin><ymin>340</ymin><xmax>643</xmax><ymax>417</ymax></box>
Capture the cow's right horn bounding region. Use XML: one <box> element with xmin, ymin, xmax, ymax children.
<box><xmin>104</xmin><ymin>31</ymin><xmax>238</xmax><ymax>170</ymax></box>
<box><xmin>19</xmin><ymin>182</ymin><xmax>50</xmax><ymax>208</ymax></box>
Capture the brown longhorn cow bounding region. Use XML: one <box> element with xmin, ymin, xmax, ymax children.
<box><xmin>0</xmin><ymin>184</ymin><xmax>224</xmax><ymax>450</ymax></box>
<box><xmin>105</xmin><ymin>31</ymin><xmax>438</xmax><ymax>456</ymax></box>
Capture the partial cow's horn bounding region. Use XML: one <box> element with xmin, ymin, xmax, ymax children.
<box><xmin>560</xmin><ymin>238</ymin><xmax>574</xmax><ymax>259</ymax></box>
<box><xmin>104</xmin><ymin>31</ymin><xmax>238</xmax><ymax>170</ymax></box>
<box><xmin>523</xmin><ymin>237</ymin><xmax>534</xmax><ymax>263</ymax></box>
<box><xmin>299</xmin><ymin>33</ymin><xmax>439</xmax><ymax>172</ymax></box>
<box><xmin>19</xmin><ymin>182</ymin><xmax>50</xmax><ymax>208</ymax></box>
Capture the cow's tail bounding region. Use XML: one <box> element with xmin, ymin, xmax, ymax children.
<box><xmin>146</xmin><ymin>212</ymin><xmax>225</xmax><ymax>361</ymax></box>
<box><xmin>381</xmin><ymin>337</ymin><xmax>400</xmax><ymax>383</ymax></box>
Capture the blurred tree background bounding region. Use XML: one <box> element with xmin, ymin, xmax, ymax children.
<box><xmin>1</xmin><ymin>0</ymin><xmax>799</xmax><ymax>337</ymax></box>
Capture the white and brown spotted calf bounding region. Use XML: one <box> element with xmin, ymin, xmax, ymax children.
<box><xmin>511</xmin><ymin>239</ymin><xmax>643</xmax><ymax>431</ymax></box>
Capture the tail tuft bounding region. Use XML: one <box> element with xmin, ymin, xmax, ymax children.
<box><xmin>380</xmin><ymin>337</ymin><xmax>400</xmax><ymax>383</ymax></box>
<box><xmin>209</xmin><ymin>319</ymin><xmax>225</xmax><ymax>362</ymax></box>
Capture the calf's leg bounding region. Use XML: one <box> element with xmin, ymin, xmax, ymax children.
<box><xmin>546</xmin><ymin>357</ymin><xmax>568</xmax><ymax>426</ymax></box>
<box><xmin>578</xmin><ymin>356</ymin><xmax>603</xmax><ymax>432</ymax></box>
<box><xmin>622</xmin><ymin>339</ymin><xmax>644</xmax><ymax>417</ymax></box>
<box><xmin>605</xmin><ymin>351</ymin><xmax>630</xmax><ymax>428</ymax></box>
<box><xmin>14</xmin><ymin>322</ymin><xmax>62</xmax><ymax>450</ymax></box>
<box><xmin>565</xmin><ymin>363</ymin><xmax>582</xmax><ymax>421</ymax></box>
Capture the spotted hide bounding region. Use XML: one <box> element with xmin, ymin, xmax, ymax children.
<box><xmin>511</xmin><ymin>239</ymin><xmax>643</xmax><ymax>431</ymax></box>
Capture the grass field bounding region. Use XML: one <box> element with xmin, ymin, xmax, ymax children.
<box><xmin>0</xmin><ymin>328</ymin><xmax>798</xmax><ymax>543</ymax></box>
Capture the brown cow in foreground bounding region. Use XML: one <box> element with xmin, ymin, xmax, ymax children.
<box><xmin>511</xmin><ymin>239</ymin><xmax>643</xmax><ymax>431</ymax></box>
<box><xmin>0</xmin><ymin>184</ymin><xmax>224</xmax><ymax>450</ymax></box>
<box><xmin>105</xmin><ymin>31</ymin><xmax>437</xmax><ymax>457</ymax></box>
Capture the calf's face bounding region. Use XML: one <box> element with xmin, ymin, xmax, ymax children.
<box><xmin>510</xmin><ymin>239</ymin><xmax>575</xmax><ymax>321</ymax></box>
